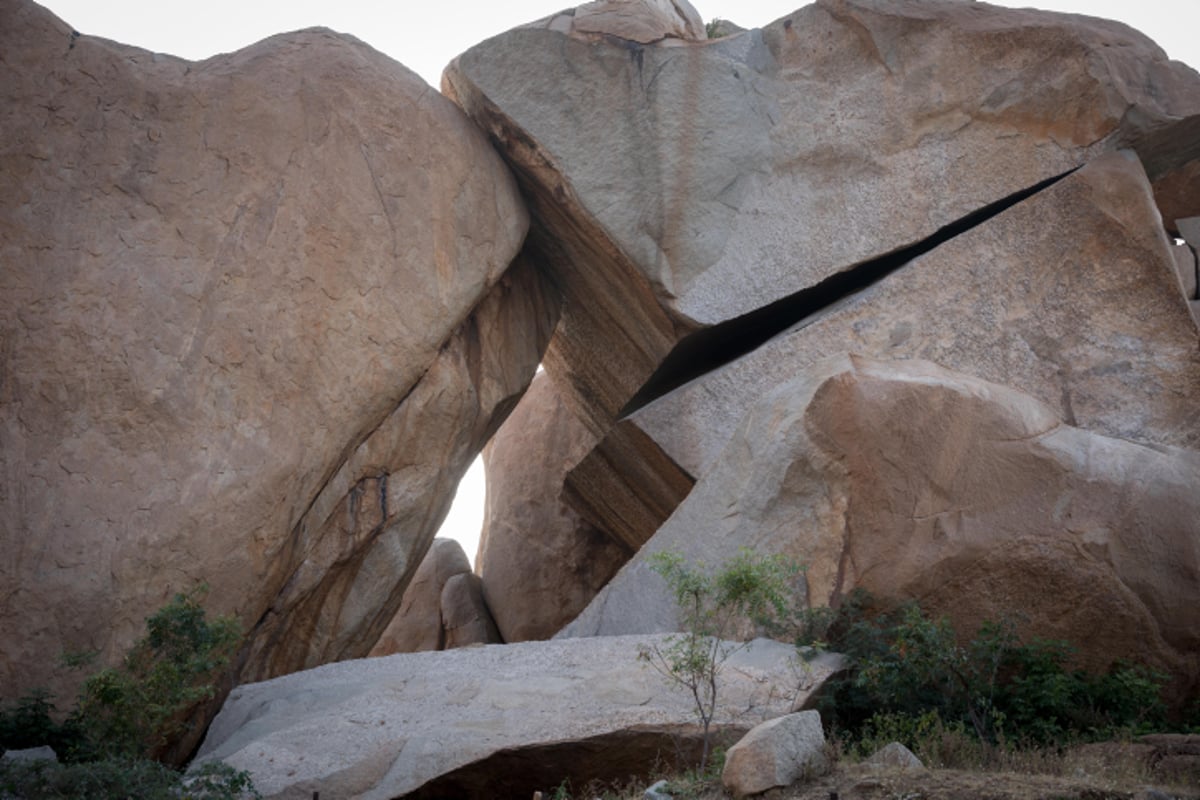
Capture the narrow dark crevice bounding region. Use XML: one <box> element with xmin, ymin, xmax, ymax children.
<box><xmin>619</xmin><ymin>168</ymin><xmax>1078</xmax><ymax>418</ymax></box>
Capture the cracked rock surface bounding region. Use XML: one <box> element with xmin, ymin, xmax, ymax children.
<box><xmin>192</xmin><ymin>634</ymin><xmax>843</xmax><ymax>798</ymax></box>
<box><xmin>0</xmin><ymin>0</ymin><xmax>553</xmax><ymax>708</ymax></box>
<box><xmin>445</xmin><ymin>0</ymin><xmax>1200</xmax><ymax>433</ymax></box>
<box><xmin>562</xmin><ymin>355</ymin><xmax>1200</xmax><ymax>702</ymax></box>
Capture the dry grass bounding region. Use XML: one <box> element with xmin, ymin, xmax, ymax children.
<box><xmin>549</xmin><ymin>737</ymin><xmax>1199</xmax><ymax>800</ymax></box>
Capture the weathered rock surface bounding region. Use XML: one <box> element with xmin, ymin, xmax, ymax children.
<box><xmin>368</xmin><ymin>539</ymin><xmax>471</xmax><ymax>656</ymax></box>
<box><xmin>440</xmin><ymin>572</ymin><xmax>502</xmax><ymax>649</ymax></box>
<box><xmin>631</xmin><ymin>152</ymin><xmax>1200</xmax><ymax>483</ymax></box>
<box><xmin>566</xmin><ymin>0</ymin><xmax>706</xmax><ymax>43</ymax></box>
<box><xmin>446</xmin><ymin>0</ymin><xmax>1200</xmax><ymax>435</ymax></box>
<box><xmin>1124</xmin><ymin>113</ymin><xmax>1200</xmax><ymax>233</ymax></box>
<box><xmin>478</xmin><ymin>373</ymin><xmax>632</xmax><ymax>642</ymax></box>
<box><xmin>193</xmin><ymin>635</ymin><xmax>842</xmax><ymax>798</ymax></box>
<box><xmin>563</xmin><ymin>356</ymin><xmax>1200</xmax><ymax>701</ymax></box>
<box><xmin>864</xmin><ymin>742</ymin><xmax>925</xmax><ymax>771</ymax></box>
<box><xmin>0</xmin><ymin>0</ymin><xmax>555</xmax><ymax>707</ymax></box>
<box><xmin>722</xmin><ymin>710</ymin><xmax>828</xmax><ymax>797</ymax></box>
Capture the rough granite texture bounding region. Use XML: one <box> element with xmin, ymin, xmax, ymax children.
<box><xmin>478</xmin><ymin>373</ymin><xmax>631</xmax><ymax>642</ymax></box>
<box><xmin>0</xmin><ymin>0</ymin><xmax>554</xmax><ymax>707</ymax></box>
<box><xmin>193</xmin><ymin>635</ymin><xmax>843</xmax><ymax>799</ymax></box>
<box><xmin>563</xmin><ymin>356</ymin><xmax>1200</xmax><ymax>704</ymax></box>
<box><xmin>632</xmin><ymin>152</ymin><xmax>1200</xmax><ymax>480</ymax></box>
<box><xmin>446</xmin><ymin>0</ymin><xmax>1200</xmax><ymax>433</ymax></box>
<box><xmin>368</xmin><ymin>539</ymin><xmax>471</xmax><ymax>656</ymax></box>
<box><xmin>722</xmin><ymin>710</ymin><xmax>828</xmax><ymax>797</ymax></box>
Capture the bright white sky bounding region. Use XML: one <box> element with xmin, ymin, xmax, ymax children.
<box><xmin>34</xmin><ymin>0</ymin><xmax>1198</xmax><ymax>567</ymax></box>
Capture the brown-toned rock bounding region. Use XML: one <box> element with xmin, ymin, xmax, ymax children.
<box><xmin>446</xmin><ymin>0</ymin><xmax>1200</xmax><ymax>437</ymax></box>
<box><xmin>1124</xmin><ymin>114</ymin><xmax>1200</xmax><ymax>233</ymax></box>
<box><xmin>478</xmin><ymin>373</ymin><xmax>632</xmax><ymax>642</ymax></box>
<box><xmin>569</xmin><ymin>0</ymin><xmax>706</xmax><ymax>43</ymax></box>
<box><xmin>0</xmin><ymin>0</ymin><xmax>555</xmax><ymax>707</ymax></box>
<box><xmin>722</xmin><ymin>710</ymin><xmax>828</xmax><ymax>797</ymax></box>
<box><xmin>564</xmin><ymin>356</ymin><xmax>1200</xmax><ymax>703</ymax></box>
<box><xmin>368</xmin><ymin>539</ymin><xmax>471</xmax><ymax>656</ymax></box>
<box><xmin>440</xmin><ymin>572</ymin><xmax>502</xmax><ymax>649</ymax></box>
<box><xmin>632</xmin><ymin>151</ymin><xmax>1200</xmax><ymax>483</ymax></box>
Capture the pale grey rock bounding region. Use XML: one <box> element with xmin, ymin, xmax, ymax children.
<box><xmin>722</xmin><ymin>710</ymin><xmax>828</xmax><ymax>797</ymax></box>
<box><xmin>1</xmin><ymin>746</ymin><xmax>57</xmax><ymax>763</ymax></box>
<box><xmin>644</xmin><ymin>778</ymin><xmax>673</xmax><ymax>799</ymax></box>
<box><xmin>1172</xmin><ymin>242</ymin><xmax>1198</xmax><ymax>300</ymax></box>
<box><xmin>1180</xmin><ymin>217</ymin><xmax>1200</xmax><ymax>247</ymax></box>
<box><xmin>563</xmin><ymin>356</ymin><xmax>1200</xmax><ymax>703</ymax></box>
<box><xmin>193</xmin><ymin>636</ymin><xmax>839</xmax><ymax>799</ymax></box>
<box><xmin>864</xmin><ymin>742</ymin><xmax>924</xmax><ymax>770</ymax></box>
<box><xmin>632</xmin><ymin>152</ymin><xmax>1200</xmax><ymax>482</ymax></box>
<box><xmin>369</xmin><ymin>539</ymin><xmax>471</xmax><ymax>656</ymax></box>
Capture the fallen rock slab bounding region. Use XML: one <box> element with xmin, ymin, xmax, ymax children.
<box><xmin>193</xmin><ymin>635</ymin><xmax>843</xmax><ymax>798</ymax></box>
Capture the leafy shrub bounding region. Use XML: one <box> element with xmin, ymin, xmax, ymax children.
<box><xmin>0</xmin><ymin>689</ymin><xmax>83</xmax><ymax>756</ymax></box>
<box><xmin>0</xmin><ymin>586</ymin><xmax>257</xmax><ymax>798</ymax></box>
<box><xmin>811</xmin><ymin>591</ymin><xmax>1168</xmax><ymax>748</ymax></box>
<box><xmin>72</xmin><ymin>585</ymin><xmax>240</xmax><ymax>760</ymax></box>
<box><xmin>0</xmin><ymin>757</ymin><xmax>257</xmax><ymax>800</ymax></box>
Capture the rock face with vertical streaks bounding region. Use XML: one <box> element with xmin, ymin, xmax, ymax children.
<box><xmin>445</xmin><ymin>0</ymin><xmax>1200</xmax><ymax>437</ymax></box>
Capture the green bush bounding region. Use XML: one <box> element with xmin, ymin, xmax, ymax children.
<box><xmin>811</xmin><ymin>591</ymin><xmax>1168</xmax><ymax>748</ymax></box>
<box><xmin>0</xmin><ymin>586</ymin><xmax>257</xmax><ymax>798</ymax></box>
<box><xmin>0</xmin><ymin>689</ymin><xmax>83</xmax><ymax>756</ymax></box>
<box><xmin>72</xmin><ymin>585</ymin><xmax>240</xmax><ymax>760</ymax></box>
<box><xmin>0</xmin><ymin>758</ymin><xmax>257</xmax><ymax>800</ymax></box>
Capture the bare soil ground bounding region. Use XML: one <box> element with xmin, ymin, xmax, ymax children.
<box><xmin>781</xmin><ymin>763</ymin><xmax>1199</xmax><ymax>800</ymax></box>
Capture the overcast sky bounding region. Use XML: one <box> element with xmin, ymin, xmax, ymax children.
<box><xmin>33</xmin><ymin>0</ymin><xmax>1198</xmax><ymax>565</ymax></box>
<box><xmin>35</xmin><ymin>0</ymin><xmax>1199</xmax><ymax>87</ymax></box>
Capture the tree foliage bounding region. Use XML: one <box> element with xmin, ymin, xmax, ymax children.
<box><xmin>638</xmin><ymin>549</ymin><xmax>801</xmax><ymax>772</ymax></box>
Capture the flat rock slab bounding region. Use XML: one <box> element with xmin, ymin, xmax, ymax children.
<box><xmin>194</xmin><ymin>635</ymin><xmax>841</xmax><ymax>799</ymax></box>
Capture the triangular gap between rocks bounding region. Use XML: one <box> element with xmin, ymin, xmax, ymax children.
<box><xmin>618</xmin><ymin>166</ymin><xmax>1082</xmax><ymax>419</ymax></box>
<box><xmin>434</xmin><ymin>364</ymin><xmax>547</xmax><ymax>571</ymax></box>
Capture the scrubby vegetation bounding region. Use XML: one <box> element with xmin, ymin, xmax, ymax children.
<box><xmin>0</xmin><ymin>587</ymin><xmax>259</xmax><ymax>799</ymax></box>
<box><xmin>794</xmin><ymin>589</ymin><xmax>1179</xmax><ymax>754</ymax></box>
<box><xmin>638</xmin><ymin>548</ymin><xmax>800</xmax><ymax>772</ymax></box>
<box><xmin>613</xmin><ymin>552</ymin><xmax>1199</xmax><ymax>800</ymax></box>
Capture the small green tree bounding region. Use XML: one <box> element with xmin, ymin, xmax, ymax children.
<box><xmin>638</xmin><ymin>549</ymin><xmax>800</xmax><ymax>772</ymax></box>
